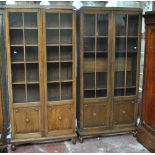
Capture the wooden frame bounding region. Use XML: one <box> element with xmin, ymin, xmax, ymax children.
<box><xmin>77</xmin><ymin>7</ymin><xmax>142</xmax><ymax>141</ymax></box>
<box><xmin>5</xmin><ymin>5</ymin><xmax>77</xmax><ymax>149</ymax></box>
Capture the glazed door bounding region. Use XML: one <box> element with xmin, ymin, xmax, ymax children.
<box><xmin>81</xmin><ymin>11</ymin><xmax>111</xmax><ymax>129</ymax></box>
<box><xmin>82</xmin><ymin>13</ymin><xmax>109</xmax><ymax>99</ymax></box>
<box><xmin>113</xmin><ymin>13</ymin><xmax>141</xmax><ymax>126</ymax></box>
<box><xmin>5</xmin><ymin>9</ymin><xmax>43</xmax><ymax>138</ymax></box>
<box><xmin>43</xmin><ymin>10</ymin><xmax>76</xmax><ymax>136</ymax></box>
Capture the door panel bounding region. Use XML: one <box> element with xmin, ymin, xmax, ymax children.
<box><xmin>113</xmin><ymin>100</ymin><xmax>135</xmax><ymax>125</ymax></box>
<box><xmin>14</xmin><ymin>107</ymin><xmax>40</xmax><ymax>134</ymax></box>
<box><xmin>83</xmin><ymin>103</ymin><xmax>108</xmax><ymax>128</ymax></box>
<box><xmin>48</xmin><ymin>105</ymin><xmax>72</xmax><ymax>131</ymax></box>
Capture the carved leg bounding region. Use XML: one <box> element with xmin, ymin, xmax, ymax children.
<box><xmin>133</xmin><ymin>130</ymin><xmax>138</xmax><ymax>137</ymax></box>
<box><xmin>71</xmin><ymin>137</ymin><xmax>77</xmax><ymax>144</ymax></box>
<box><xmin>79</xmin><ymin>136</ymin><xmax>83</xmax><ymax>143</ymax></box>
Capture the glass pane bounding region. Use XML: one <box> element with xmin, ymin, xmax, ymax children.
<box><xmin>116</xmin><ymin>38</ymin><xmax>126</xmax><ymax>53</ymax></box>
<box><xmin>24</xmin><ymin>12</ymin><xmax>37</xmax><ymax>27</ymax></box>
<box><xmin>97</xmin><ymin>14</ymin><xmax>108</xmax><ymax>36</ymax></box>
<box><xmin>13</xmin><ymin>84</ymin><xmax>26</xmax><ymax>103</ymax></box>
<box><xmin>126</xmin><ymin>53</ymin><xmax>137</xmax><ymax>96</ymax></box>
<box><xmin>84</xmin><ymin>53</ymin><xmax>95</xmax><ymax>73</ymax></box>
<box><xmin>46</xmin><ymin>29</ymin><xmax>59</xmax><ymax>44</ymax></box>
<box><xmin>60</xmin><ymin>46</ymin><xmax>72</xmax><ymax>61</ymax></box>
<box><xmin>47</xmin><ymin>63</ymin><xmax>59</xmax><ymax>81</ymax></box>
<box><xmin>114</xmin><ymin>54</ymin><xmax>125</xmax><ymax>96</ymax></box>
<box><xmin>61</xmin><ymin>82</ymin><xmax>72</xmax><ymax>100</ymax></box>
<box><xmin>84</xmin><ymin>14</ymin><xmax>95</xmax><ymax>36</ymax></box>
<box><xmin>97</xmin><ymin>38</ymin><xmax>108</xmax><ymax>53</ymax></box>
<box><xmin>60</xmin><ymin>29</ymin><xmax>72</xmax><ymax>44</ymax></box>
<box><xmin>61</xmin><ymin>62</ymin><xmax>72</xmax><ymax>81</ymax></box>
<box><xmin>11</xmin><ymin>46</ymin><xmax>24</xmax><ymax>62</ymax></box>
<box><xmin>9</xmin><ymin>12</ymin><xmax>23</xmax><ymax>27</ymax></box>
<box><xmin>10</xmin><ymin>29</ymin><xmax>23</xmax><ymax>45</ymax></box>
<box><xmin>48</xmin><ymin>83</ymin><xmax>60</xmax><ymax>101</ymax></box>
<box><xmin>27</xmin><ymin>84</ymin><xmax>40</xmax><ymax>102</ymax></box>
<box><xmin>60</xmin><ymin>13</ymin><xmax>72</xmax><ymax>28</ymax></box>
<box><xmin>12</xmin><ymin>64</ymin><xmax>25</xmax><ymax>83</ymax></box>
<box><xmin>116</xmin><ymin>15</ymin><xmax>127</xmax><ymax>36</ymax></box>
<box><xmin>128</xmin><ymin>15</ymin><xmax>139</xmax><ymax>36</ymax></box>
<box><xmin>46</xmin><ymin>13</ymin><xmax>59</xmax><ymax>28</ymax></box>
<box><xmin>26</xmin><ymin>46</ymin><xmax>38</xmax><ymax>62</ymax></box>
<box><xmin>84</xmin><ymin>90</ymin><xmax>95</xmax><ymax>98</ymax></box>
<box><xmin>84</xmin><ymin>73</ymin><xmax>95</xmax><ymax>90</ymax></box>
<box><xmin>96</xmin><ymin>90</ymin><xmax>107</xmax><ymax>97</ymax></box>
<box><xmin>26</xmin><ymin>64</ymin><xmax>39</xmax><ymax>82</ymax></box>
<box><xmin>47</xmin><ymin>46</ymin><xmax>59</xmax><ymax>61</ymax></box>
<box><xmin>96</xmin><ymin>72</ymin><xmax>107</xmax><ymax>89</ymax></box>
<box><xmin>127</xmin><ymin>38</ymin><xmax>138</xmax><ymax>53</ymax></box>
<box><xmin>25</xmin><ymin>29</ymin><xmax>38</xmax><ymax>45</ymax></box>
<box><xmin>84</xmin><ymin>38</ymin><xmax>95</xmax><ymax>52</ymax></box>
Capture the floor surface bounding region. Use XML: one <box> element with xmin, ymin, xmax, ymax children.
<box><xmin>9</xmin><ymin>134</ymin><xmax>150</xmax><ymax>153</ymax></box>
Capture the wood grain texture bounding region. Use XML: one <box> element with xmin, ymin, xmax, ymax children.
<box><xmin>137</xmin><ymin>12</ymin><xmax>155</xmax><ymax>152</ymax></box>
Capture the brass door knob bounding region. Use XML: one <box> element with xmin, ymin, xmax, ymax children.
<box><xmin>58</xmin><ymin>116</ymin><xmax>62</xmax><ymax>120</ymax></box>
<box><xmin>122</xmin><ymin>110</ymin><xmax>126</xmax><ymax>114</ymax></box>
<box><xmin>25</xmin><ymin>118</ymin><xmax>30</xmax><ymax>123</ymax></box>
<box><xmin>93</xmin><ymin>112</ymin><xmax>97</xmax><ymax>116</ymax></box>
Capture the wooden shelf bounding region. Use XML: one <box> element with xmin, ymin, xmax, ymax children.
<box><xmin>11</xmin><ymin>61</ymin><xmax>39</xmax><ymax>64</ymax></box>
<box><xmin>10</xmin><ymin>27</ymin><xmax>23</xmax><ymax>30</ymax></box>
<box><xmin>24</xmin><ymin>27</ymin><xmax>38</xmax><ymax>29</ymax></box>
<box><xmin>46</xmin><ymin>27</ymin><xmax>72</xmax><ymax>30</ymax></box>
<box><xmin>27</xmin><ymin>81</ymin><xmax>39</xmax><ymax>84</ymax></box>
<box><xmin>12</xmin><ymin>82</ymin><xmax>25</xmax><ymax>85</ymax></box>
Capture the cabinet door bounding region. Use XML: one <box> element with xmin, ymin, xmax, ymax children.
<box><xmin>14</xmin><ymin>107</ymin><xmax>40</xmax><ymax>134</ymax></box>
<box><xmin>114</xmin><ymin>14</ymin><xmax>140</xmax><ymax>97</ymax></box>
<box><xmin>48</xmin><ymin>105</ymin><xmax>72</xmax><ymax>131</ymax></box>
<box><xmin>83</xmin><ymin>103</ymin><xmax>108</xmax><ymax>128</ymax></box>
<box><xmin>113</xmin><ymin>100</ymin><xmax>135</xmax><ymax>125</ymax></box>
<box><xmin>82</xmin><ymin>13</ymin><xmax>109</xmax><ymax>99</ymax></box>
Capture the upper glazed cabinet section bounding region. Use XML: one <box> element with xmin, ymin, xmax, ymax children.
<box><xmin>44</xmin><ymin>11</ymin><xmax>74</xmax><ymax>102</ymax></box>
<box><xmin>82</xmin><ymin>13</ymin><xmax>109</xmax><ymax>99</ymax></box>
<box><xmin>114</xmin><ymin>13</ymin><xmax>141</xmax><ymax>97</ymax></box>
<box><xmin>7</xmin><ymin>10</ymin><xmax>40</xmax><ymax>104</ymax></box>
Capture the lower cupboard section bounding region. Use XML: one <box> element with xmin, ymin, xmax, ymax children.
<box><xmin>13</xmin><ymin>106</ymin><xmax>41</xmax><ymax>135</ymax></box>
<box><xmin>78</xmin><ymin>99</ymin><xmax>137</xmax><ymax>136</ymax></box>
<box><xmin>47</xmin><ymin>104</ymin><xmax>73</xmax><ymax>131</ymax></box>
<box><xmin>113</xmin><ymin>100</ymin><xmax>136</xmax><ymax>126</ymax></box>
<box><xmin>83</xmin><ymin>102</ymin><xmax>109</xmax><ymax>129</ymax></box>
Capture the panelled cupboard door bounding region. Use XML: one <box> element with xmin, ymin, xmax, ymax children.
<box><xmin>5</xmin><ymin>9</ymin><xmax>43</xmax><ymax>138</ymax></box>
<box><xmin>14</xmin><ymin>107</ymin><xmax>40</xmax><ymax>134</ymax></box>
<box><xmin>113</xmin><ymin>100</ymin><xmax>135</xmax><ymax>126</ymax></box>
<box><xmin>43</xmin><ymin>9</ymin><xmax>76</xmax><ymax>135</ymax></box>
<box><xmin>48</xmin><ymin>105</ymin><xmax>72</xmax><ymax>131</ymax></box>
<box><xmin>83</xmin><ymin>102</ymin><xmax>109</xmax><ymax>128</ymax></box>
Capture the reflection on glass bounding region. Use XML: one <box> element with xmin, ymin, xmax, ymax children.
<box><xmin>116</xmin><ymin>15</ymin><xmax>127</xmax><ymax>36</ymax></box>
<box><xmin>84</xmin><ymin>14</ymin><xmax>95</xmax><ymax>36</ymax></box>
